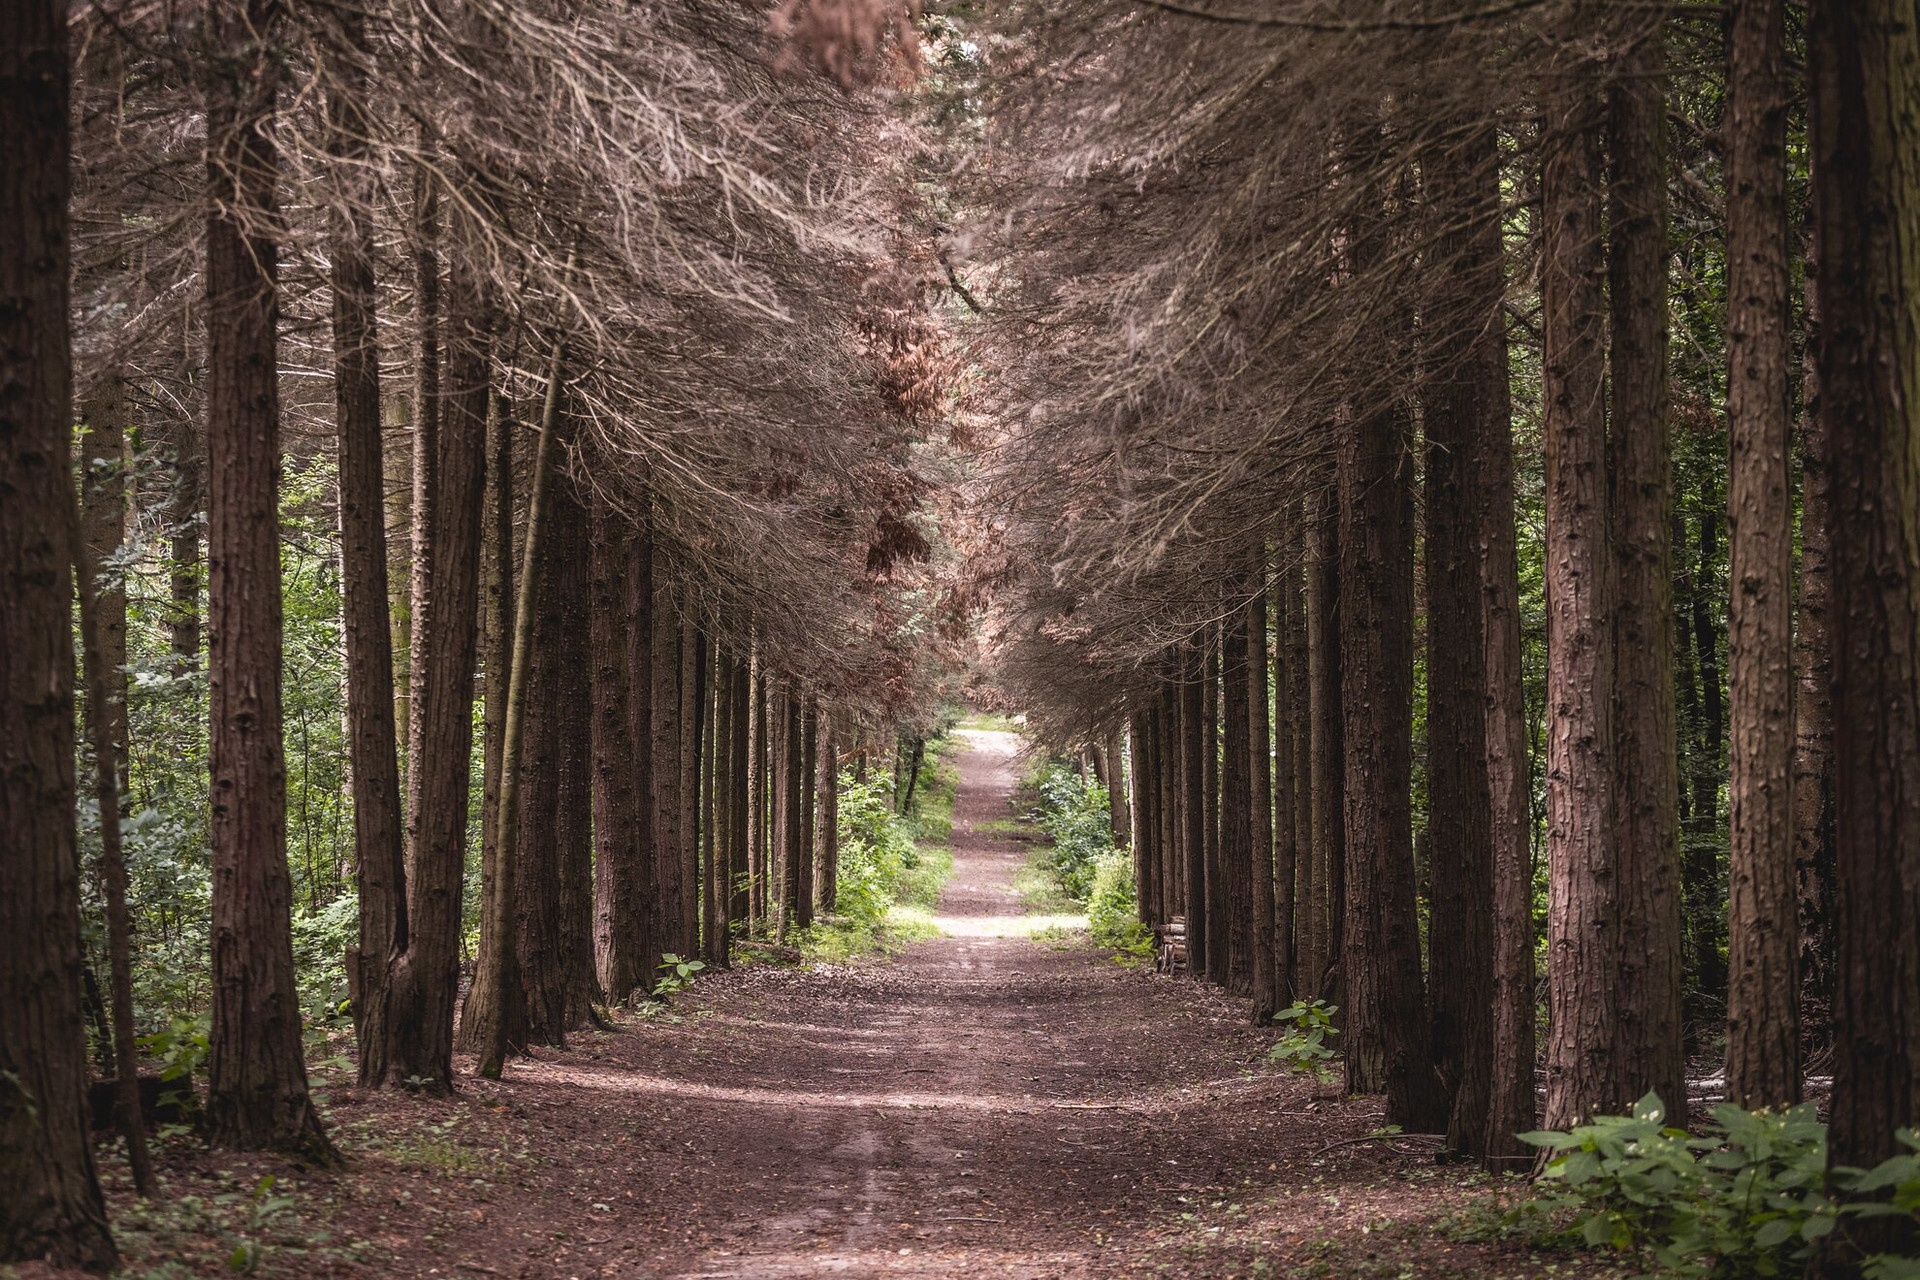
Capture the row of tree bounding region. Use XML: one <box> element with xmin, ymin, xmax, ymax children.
<box><xmin>3</xmin><ymin>0</ymin><xmax>963</xmax><ymax>1270</ymax></box>
<box><xmin>972</xmin><ymin>0</ymin><xmax>1917</xmax><ymax>1263</ymax></box>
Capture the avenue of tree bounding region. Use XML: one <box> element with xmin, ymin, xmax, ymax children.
<box><xmin>4</xmin><ymin>0</ymin><xmax>1920</xmax><ymax>1274</ymax></box>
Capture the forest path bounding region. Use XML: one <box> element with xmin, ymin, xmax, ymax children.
<box><xmin>237</xmin><ymin>730</ymin><xmax>1567</xmax><ymax>1279</ymax></box>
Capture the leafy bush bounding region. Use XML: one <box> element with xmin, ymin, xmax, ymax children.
<box><xmin>1025</xmin><ymin>759</ymin><xmax>1114</xmax><ymax>902</ymax></box>
<box><xmin>1266</xmin><ymin>1001</ymin><xmax>1340</xmax><ymax>1082</ymax></box>
<box><xmin>1520</xmin><ymin>1094</ymin><xmax>1920</xmax><ymax>1277</ymax></box>
<box><xmin>1087</xmin><ymin>850</ymin><xmax>1152</xmax><ymax>958</ymax></box>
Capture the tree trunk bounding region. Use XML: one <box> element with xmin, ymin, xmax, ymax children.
<box><xmin>388</xmin><ymin>145</ymin><xmax>485</xmax><ymax>1090</ymax></box>
<box><xmin>1808</xmin><ymin>0</ymin><xmax>1920</xmax><ymax>1256</ymax></box>
<box><xmin>747</xmin><ymin>653</ymin><xmax>766</xmax><ymax>929</ymax></box>
<box><xmin>1723</xmin><ymin>0</ymin><xmax>1800</xmax><ymax>1109</ymax></box>
<box><xmin>591</xmin><ymin>495</ymin><xmax>649</xmax><ymax>1003</ymax></box>
<box><xmin>705</xmin><ymin>646</ymin><xmax>729</xmax><ymax>963</ymax></box>
<box><xmin>1179</xmin><ymin>648</ymin><xmax>1208</xmax><ymax>975</ymax></box>
<box><xmin>1686</xmin><ymin>507</ymin><xmax>1730</xmax><ymax>1018</ymax></box>
<box><xmin>1272</xmin><ymin>514</ymin><xmax>1300</xmax><ymax>1006</ymax></box>
<box><xmin>1306</xmin><ymin>485</ymin><xmax>1343</xmax><ymax>1006</ymax></box>
<box><xmin>627</xmin><ymin>501</ymin><xmax>658</xmax><ymax>982</ymax></box>
<box><xmin>1473</xmin><ymin>133</ymin><xmax>1536</xmax><ymax>1165</ymax></box>
<box><xmin>1540</xmin><ymin>46</ymin><xmax>1621</xmax><ymax>1128</ymax></box>
<box><xmin>1222</xmin><ymin>591</ymin><xmax>1255</xmax><ymax>997</ymax></box>
<box><xmin>780</xmin><ymin>692</ymin><xmax>804</xmax><ymax>937</ymax></box>
<box><xmin>1129</xmin><ymin>708</ymin><xmax>1155</xmax><ymax>928</ymax></box>
<box><xmin>327</xmin><ymin>14</ymin><xmax>408</xmax><ymax>1090</ymax></box>
<box><xmin>168</xmin><ymin>434</ymin><xmax>203</xmax><ymax>675</ymax></box>
<box><xmin>798</xmin><ymin>701</ymin><xmax>819</xmax><ymax>929</ymax></box>
<box><xmin>1424</xmin><ymin>123</ymin><xmax>1499</xmax><ymax>1158</ymax></box>
<box><xmin>652</xmin><ymin>582</ymin><xmax>685</xmax><ymax>957</ymax></box>
<box><xmin>476</xmin><ymin>386</ymin><xmax>511</xmax><ymax>1028</ymax></box>
<box><xmin>730</xmin><ymin>655</ymin><xmax>753</xmax><ymax>927</ymax></box>
<box><xmin>1203</xmin><ymin>634</ymin><xmax>1228</xmax><ymax>986</ymax></box>
<box><xmin>1105</xmin><ymin>724</ymin><xmax>1130</xmax><ymax>847</ymax></box>
<box><xmin>1793</xmin><ymin>236</ymin><xmax>1837</xmax><ymax>1054</ymax></box>
<box><xmin>1157</xmin><ymin>681</ymin><xmax>1179</xmax><ymax>929</ymax></box>
<box><xmin>552</xmin><ymin>482</ymin><xmax>601</xmax><ymax>1027</ymax></box>
<box><xmin>681</xmin><ymin>627</ymin><xmax>706</xmax><ymax>956</ymax></box>
<box><xmin>77</xmin><ymin>372</ymin><xmax>129</xmax><ymax>790</ymax></box>
<box><xmin>1607</xmin><ymin>25</ymin><xmax>1687</xmax><ymax>1121</ymax></box>
<box><xmin>1248</xmin><ymin>551</ymin><xmax>1280</xmax><ymax>1023</ymax></box>
<box><xmin>1</xmin><ymin>1</ymin><xmax>117</xmax><ymax>1257</ymax></box>
<box><xmin>202</xmin><ymin>0</ymin><xmax>332</xmax><ymax>1158</ymax></box>
<box><xmin>463</xmin><ymin>335</ymin><xmax>566</xmax><ymax>1077</ymax></box>
<box><xmin>1338</xmin><ymin>392</ymin><xmax>1445</xmax><ymax>1131</ymax></box>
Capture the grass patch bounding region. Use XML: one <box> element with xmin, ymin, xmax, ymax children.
<box><xmin>1015</xmin><ymin>848</ymin><xmax>1088</xmax><ymax>915</ymax></box>
<box><xmin>971</xmin><ymin>815</ymin><xmax>1039</xmax><ymax>839</ymax></box>
<box><xmin>958</xmin><ymin>710</ymin><xmax>1023</xmax><ymax>732</ymax></box>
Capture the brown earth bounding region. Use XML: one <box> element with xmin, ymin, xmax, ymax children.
<box><xmin>66</xmin><ymin>728</ymin><xmax>1616</xmax><ymax>1279</ymax></box>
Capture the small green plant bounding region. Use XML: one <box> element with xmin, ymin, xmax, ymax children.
<box><xmin>654</xmin><ymin>953</ymin><xmax>706</xmax><ymax>997</ymax></box>
<box><xmin>1266</xmin><ymin>1001</ymin><xmax>1340</xmax><ymax>1081</ymax></box>
<box><xmin>1517</xmin><ymin>1094</ymin><xmax>1920</xmax><ymax>1277</ymax></box>
<box><xmin>1087</xmin><ymin>850</ymin><xmax>1154</xmax><ymax>960</ymax></box>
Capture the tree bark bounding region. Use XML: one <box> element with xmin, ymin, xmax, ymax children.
<box><xmin>1424</xmin><ymin>124</ymin><xmax>1499</xmax><ymax>1158</ymax></box>
<box><xmin>1808</xmin><ymin>0</ymin><xmax>1920</xmax><ymax>1254</ymax></box>
<box><xmin>403</xmin><ymin>148</ymin><xmax>440</xmax><ymax>885</ymax></box>
<box><xmin>1723</xmin><ymin>0</ymin><xmax>1800</xmax><ymax>1109</ymax></box>
<box><xmin>77</xmin><ymin>372</ymin><xmax>129</xmax><ymax>790</ymax></box>
<box><xmin>1</xmin><ymin>2</ymin><xmax>116</xmax><ymax>1257</ymax></box>
<box><xmin>1222</xmin><ymin>591</ymin><xmax>1255</xmax><ymax>997</ymax></box>
<box><xmin>592</xmin><ymin>495</ymin><xmax>649</xmax><ymax>1003</ymax></box>
<box><xmin>681</xmin><ymin>626</ymin><xmax>706</xmax><ymax>954</ymax></box>
<box><xmin>1608</xmin><ymin>25</ymin><xmax>1688</xmax><ymax>1121</ymax></box>
<box><xmin>1306</xmin><ymin>485</ymin><xmax>1343</xmax><ymax>1006</ymax></box>
<box><xmin>798</xmin><ymin>700</ymin><xmax>819</xmax><ymax>930</ymax></box>
<box><xmin>1470</xmin><ymin>131</ymin><xmax>1536</xmax><ymax>1165</ymax></box>
<box><xmin>627</xmin><ymin>500</ymin><xmax>658</xmax><ymax>981</ymax></box>
<box><xmin>1180</xmin><ymin>647</ymin><xmax>1208</xmax><ymax>976</ymax></box>
<box><xmin>1540</xmin><ymin>40</ymin><xmax>1627</xmax><ymax>1127</ymax></box>
<box><xmin>1338</xmin><ymin>391</ymin><xmax>1445</xmax><ymax>1131</ymax></box>
<box><xmin>1248</xmin><ymin>552</ymin><xmax>1281</xmax><ymax>1023</ymax></box>
<box><xmin>327</xmin><ymin>12</ymin><xmax>408</xmax><ymax>1090</ymax></box>
<box><xmin>1793</xmin><ymin>236</ymin><xmax>1837</xmax><ymax>1054</ymax></box>
<box><xmin>730</xmin><ymin>655</ymin><xmax>753</xmax><ymax>927</ymax></box>
<box><xmin>463</xmin><ymin>335</ymin><xmax>566</xmax><ymax>1077</ymax></box>
<box><xmin>1129</xmin><ymin>708</ymin><xmax>1155</xmax><ymax>928</ymax></box>
<box><xmin>202</xmin><ymin>0</ymin><xmax>332</xmax><ymax>1158</ymax></box>
<box><xmin>1203</xmin><ymin>634</ymin><xmax>1228</xmax><ymax>986</ymax></box>
<box><xmin>652</xmin><ymin>582</ymin><xmax>685</xmax><ymax>957</ymax></box>
<box><xmin>780</xmin><ymin>691</ymin><xmax>805</xmax><ymax>936</ymax></box>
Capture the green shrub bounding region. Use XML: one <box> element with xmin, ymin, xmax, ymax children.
<box><xmin>1087</xmin><ymin>850</ymin><xmax>1152</xmax><ymax>958</ymax></box>
<box><xmin>1025</xmin><ymin>760</ymin><xmax>1114</xmax><ymax>903</ymax></box>
<box><xmin>1519</xmin><ymin>1094</ymin><xmax>1920</xmax><ymax>1277</ymax></box>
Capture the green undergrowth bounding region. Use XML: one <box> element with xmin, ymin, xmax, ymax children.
<box><xmin>1445</xmin><ymin>1093</ymin><xmax>1920</xmax><ymax>1279</ymax></box>
<box><xmin>1015</xmin><ymin>755</ymin><xmax>1154</xmax><ymax>961</ymax></box>
<box><xmin>798</xmin><ymin>735</ymin><xmax>958</xmax><ymax>963</ymax></box>
<box><xmin>958</xmin><ymin>709</ymin><xmax>1024</xmax><ymax>732</ymax></box>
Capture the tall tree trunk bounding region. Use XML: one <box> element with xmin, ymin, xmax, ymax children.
<box><xmin>730</xmin><ymin>655</ymin><xmax>753</xmax><ymax>927</ymax></box>
<box><xmin>508</xmin><ymin>511</ymin><xmax>564</xmax><ymax>1047</ymax></box>
<box><xmin>327</xmin><ymin>12</ymin><xmax>408</xmax><ymax>1090</ymax></box>
<box><xmin>1424</xmin><ymin>124</ymin><xmax>1498</xmax><ymax>1158</ymax></box>
<box><xmin>747</xmin><ymin>653</ymin><xmax>766</xmax><ymax>929</ymax></box>
<box><xmin>1723</xmin><ymin>0</ymin><xmax>1800</xmax><ymax>1108</ymax></box>
<box><xmin>1808</xmin><ymin>0</ymin><xmax>1920</xmax><ymax>1258</ymax></box>
<box><xmin>1129</xmin><ymin>709</ymin><xmax>1155</xmax><ymax>927</ymax></box>
<box><xmin>202</xmin><ymin>0</ymin><xmax>332</xmax><ymax>1158</ymax></box>
<box><xmin>552</xmin><ymin>481</ymin><xmax>601</xmax><ymax>1027</ymax></box>
<box><xmin>476</xmin><ymin>386</ymin><xmax>511</xmax><ymax>1026</ymax></box>
<box><xmin>1608</xmin><ymin>23</ymin><xmax>1687</xmax><ymax>1120</ymax></box>
<box><xmin>1180</xmin><ymin>647</ymin><xmax>1208</xmax><ymax>975</ymax></box>
<box><xmin>403</xmin><ymin>149</ymin><xmax>440</xmax><ymax>882</ymax></box>
<box><xmin>680</xmin><ymin>626</ymin><xmax>705</xmax><ymax>955</ymax></box>
<box><xmin>1471</xmin><ymin>132</ymin><xmax>1536</xmax><ymax>1166</ymax></box>
<box><xmin>780</xmin><ymin>691</ymin><xmax>804</xmax><ymax>937</ymax></box>
<box><xmin>706</xmin><ymin>648</ymin><xmax>729</xmax><ymax>963</ymax></box>
<box><xmin>1105</xmin><ymin>724</ymin><xmax>1130</xmax><ymax>847</ymax></box>
<box><xmin>463</xmin><ymin>336</ymin><xmax>566</xmax><ymax>1077</ymax></box>
<box><xmin>1157</xmin><ymin>681</ymin><xmax>1179</xmax><ymax>929</ymax></box>
<box><xmin>1222</xmin><ymin>590</ymin><xmax>1255</xmax><ymax>997</ymax></box>
<box><xmin>1793</xmin><ymin>237</ymin><xmax>1837</xmax><ymax>1053</ymax></box>
<box><xmin>1306</xmin><ymin>486</ymin><xmax>1343</xmax><ymax>1005</ymax></box>
<box><xmin>798</xmin><ymin>700</ymin><xmax>819</xmax><ymax>929</ymax></box>
<box><xmin>77</xmin><ymin>372</ymin><xmax>129</xmax><ymax>790</ymax></box>
<box><xmin>652</xmin><ymin>581</ymin><xmax>685</xmax><ymax>958</ymax></box>
<box><xmin>1339</xmin><ymin>394</ymin><xmax>1445</xmax><ymax>1130</ymax></box>
<box><xmin>1203</xmin><ymin>635</ymin><xmax>1228</xmax><ymax>986</ymax></box>
<box><xmin>818</xmin><ymin>712</ymin><xmax>839</xmax><ymax>916</ymax></box>
<box><xmin>627</xmin><ymin>501</ymin><xmax>658</xmax><ymax>981</ymax></box>
<box><xmin>0</xmin><ymin>0</ymin><xmax>117</xmax><ymax>1255</ymax></box>
<box><xmin>76</xmin><ymin>491</ymin><xmax>156</xmax><ymax>1196</ymax></box>
<box><xmin>591</xmin><ymin>495</ymin><xmax>648</xmax><ymax>1003</ymax></box>
<box><xmin>1687</xmin><ymin>507</ymin><xmax>1730</xmax><ymax>1016</ymax></box>
<box><xmin>1248</xmin><ymin>552</ymin><xmax>1281</xmax><ymax>1022</ymax></box>
<box><xmin>388</xmin><ymin>144</ymin><xmax>485</xmax><ymax>1090</ymax></box>
<box><xmin>1540</xmin><ymin>40</ymin><xmax>1622</xmax><ymax>1128</ymax></box>
<box><xmin>1272</xmin><ymin>516</ymin><xmax>1300</xmax><ymax>1006</ymax></box>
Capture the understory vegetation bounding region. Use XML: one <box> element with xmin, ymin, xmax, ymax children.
<box><xmin>1018</xmin><ymin>757</ymin><xmax>1151</xmax><ymax>960</ymax></box>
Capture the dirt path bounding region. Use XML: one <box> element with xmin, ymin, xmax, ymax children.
<box><xmin>96</xmin><ymin>730</ymin><xmax>1589</xmax><ymax>1278</ymax></box>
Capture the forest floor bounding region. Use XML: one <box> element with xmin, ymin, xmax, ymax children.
<box><xmin>53</xmin><ymin>729</ymin><xmax>1624</xmax><ymax>1280</ymax></box>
